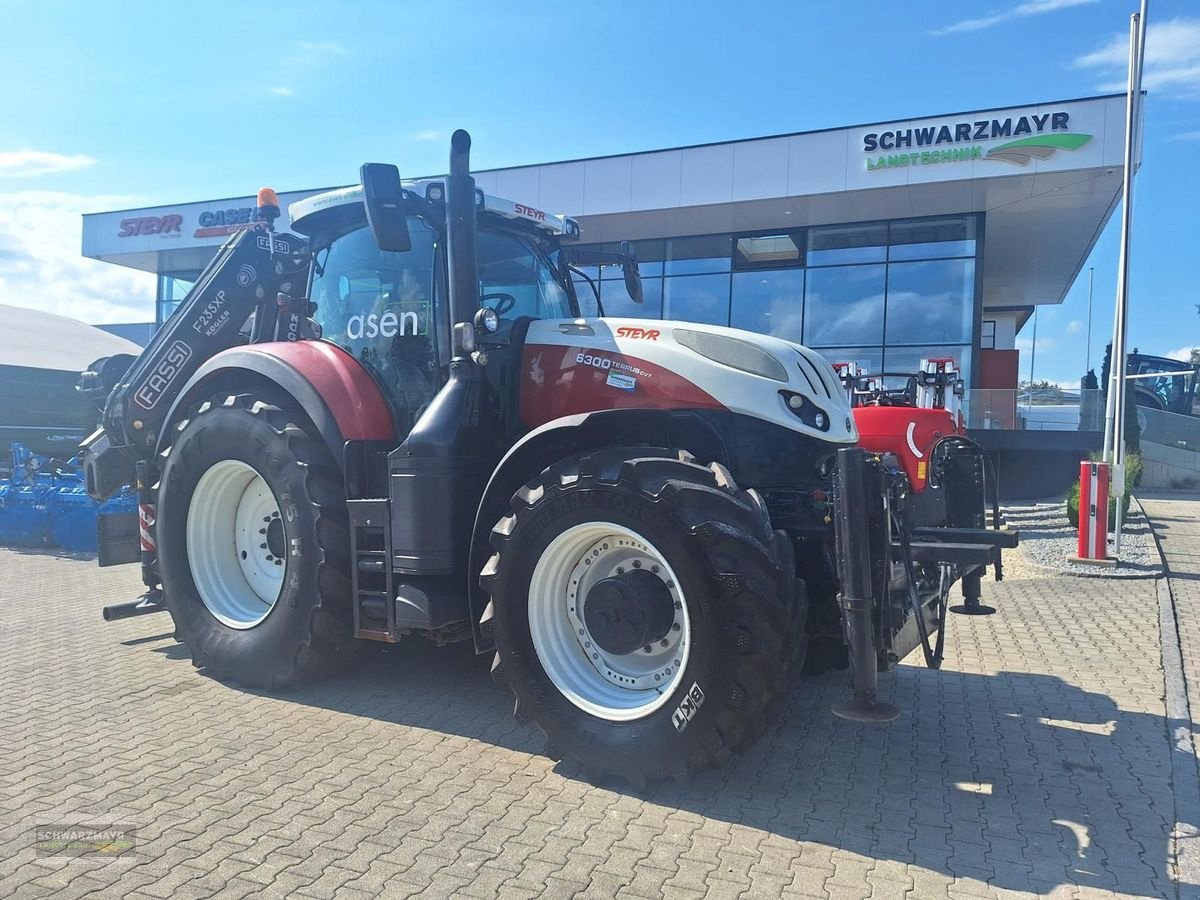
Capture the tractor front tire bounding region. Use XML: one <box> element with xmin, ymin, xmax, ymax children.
<box><xmin>481</xmin><ymin>448</ymin><xmax>805</xmax><ymax>784</ymax></box>
<box><xmin>156</xmin><ymin>392</ymin><xmax>353</xmax><ymax>689</ymax></box>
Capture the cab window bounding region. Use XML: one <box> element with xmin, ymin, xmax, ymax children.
<box><xmin>477</xmin><ymin>231</ymin><xmax>572</xmax><ymax>322</ymax></box>
<box><xmin>310</xmin><ymin>220</ymin><xmax>441</xmax><ymax>437</ymax></box>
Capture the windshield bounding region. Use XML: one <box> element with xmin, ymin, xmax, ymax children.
<box><xmin>477</xmin><ymin>231</ymin><xmax>573</xmax><ymax>323</ymax></box>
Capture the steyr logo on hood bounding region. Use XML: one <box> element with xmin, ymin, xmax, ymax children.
<box><xmin>616</xmin><ymin>326</ymin><xmax>660</xmax><ymax>340</ymax></box>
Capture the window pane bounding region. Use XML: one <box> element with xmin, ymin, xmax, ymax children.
<box><xmin>883</xmin><ymin>344</ymin><xmax>971</xmax><ymax>388</ymax></box>
<box><xmin>573</xmin><ymin>275</ymin><xmax>599</xmax><ymax>317</ymax></box>
<box><xmin>803</xmin><ymin>264</ymin><xmax>886</xmax><ymax>347</ymax></box>
<box><xmin>811</xmin><ymin>345</ymin><xmax>884</xmax><ymax>374</ymax></box>
<box><xmin>730</xmin><ymin>270</ymin><xmax>804</xmax><ymax>342</ymax></box>
<box><xmin>477</xmin><ymin>231</ymin><xmax>573</xmax><ymax>321</ymax></box>
<box><xmin>601</xmin><ymin>276</ymin><xmax>663</xmax><ymax>319</ymax></box>
<box><xmin>734</xmin><ymin>232</ymin><xmax>802</xmax><ymax>268</ymax></box>
<box><xmin>630</xmin><ymin>239</ymin><xmax>665</xmax><ymax>278</ymax></box>
<box><xmin>592</xmin><ymin>239</ymin><xmax>665</xmax><ymax>279</ymax></box>
<box><xmin>665</xmin><ymin>235</ymin><xmax>731</xmax><ymax>275</ymax></box>
<box><xmin>888</xmin><ymin>217</ymin><xmax>976</xmax><ymax>260</ymax></box>
<box><xmin>662</xmin><ymin>273</ymin><xmax>731</xmax><ymax>326</ymax></box>
<box><xmin>885</xmin><ymin>258</ymin><xmax>974</xmax><ymax>345</ymax></box>
<box><xmin>980</xmin><ymin>320</ymin><xmax>996</xmax><ymax>350</ymax></box>
<box><xmin>806</xmin><ymin>223</ymin><xmax>887</xmax><ymax>266</ymax></box>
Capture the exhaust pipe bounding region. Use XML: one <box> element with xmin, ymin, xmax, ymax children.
<box><xmin>444</xmin><ymin>129</ymin><xmax>480</xmax><ymax>351</ymax></box>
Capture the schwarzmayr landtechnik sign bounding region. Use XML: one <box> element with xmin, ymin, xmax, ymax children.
<box><xmin>863</xmin><ymin>111</ymin><xmax>1092</xmax><ymax>170</ymax></box>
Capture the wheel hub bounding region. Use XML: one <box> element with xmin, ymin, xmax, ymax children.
<box><xmin>186</xmin><ymin>460</ymin><xmax>284</xmax><ymax>630</ymax></box>
<box><xmin>265</xmin><ymin>517</ymin><xmax>285</xmax><ymax>559</ymax></box>
<box><xmin>583</xmin><ymin>569</ymin><xmax>676</xmax><ymax>656</ymax></box>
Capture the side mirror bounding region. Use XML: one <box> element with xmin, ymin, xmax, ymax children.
<box><xmin>619</xmin><ymin>241</ymin><xmax>643</xmax><ymax>304</ymax></box>
<box><xmin>360</xmin><ymin>163</ymin><xmax>411</xmax><ymax>253</ymax></box>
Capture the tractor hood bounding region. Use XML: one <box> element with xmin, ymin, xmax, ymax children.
<box><xmin>521</xmin><ymin>317</ymin><xmax>858</xmax><ymax>444</ymax></box>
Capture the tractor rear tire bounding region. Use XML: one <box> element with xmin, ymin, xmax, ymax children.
<box><xmin>156</xmin><ymin>392</ymin><xmax>354</xmax><ymax>689</ymax></box>
<box><xmin>480</xmin><ymin>447</ymin><xmax>806</xmax><ymax>784</ymax></box>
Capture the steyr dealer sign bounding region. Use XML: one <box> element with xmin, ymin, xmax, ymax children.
<box><xmin>863</xmin><ymin>111</ymin><xmax>1092</xmax><ymax>171</ymax></box>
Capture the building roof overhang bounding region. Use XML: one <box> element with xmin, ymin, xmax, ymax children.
<box><xmin>82</xmin><ymin>94</ymin><xmax>1127</xmax><ymax>309</ymax></box>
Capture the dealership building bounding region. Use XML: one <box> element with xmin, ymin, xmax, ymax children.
<box><xmin>82</xmin><ymin>93</ymin><xmax>1130</xmax><ymax>493</ymax></box>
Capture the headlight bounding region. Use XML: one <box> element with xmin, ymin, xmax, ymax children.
<box><xmin>474</xmin><ymin>306</ymin><xmax>500</xmax><ymax>333</ymax></box>
<box><xmin>673</xmin><ymin>329</ymin><xmax>788</xmax><ymax>382</ymax></box>
<box><xmin>779</xmin><ymin>390</ymin><xmax>831</xmax><ymax>431</ymax></box>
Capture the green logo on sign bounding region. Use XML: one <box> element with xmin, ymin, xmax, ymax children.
<box><xmin>983</xmin><ymin>132</ymin><xmax>1093</xmax><ymax>166</ymax></box>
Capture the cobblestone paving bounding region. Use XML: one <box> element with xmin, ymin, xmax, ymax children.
<box><xmin>1139</xmin><ymin>492</ymin><xmax>1200</xmax><ymax>894</ymax></box>
<box><xmin>0</xmin><ymin>542</ymin><xmax>1186</xmax><ymax>899</ymax></box>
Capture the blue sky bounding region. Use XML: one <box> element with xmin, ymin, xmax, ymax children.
<box><xmin>0</xmin><ymin>0</ymin><xmax>1197</xmax><ymax>386</ymax></box>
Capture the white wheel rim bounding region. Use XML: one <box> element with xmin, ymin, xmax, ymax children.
<box><xmin>528</xmin><ymin>522</ymin><xmax>690</xmax><ymax>722</ymax></box>
<box><xmin>186</xmin><ymin>460</ymin><xmax>285</xmax><ymax>629</ymax></box>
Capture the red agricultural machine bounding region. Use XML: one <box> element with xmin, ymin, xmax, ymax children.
<box><xmin>80</xmin><ymin>131</ymin><xmax>1015</xmax><ymax>783</ymax></box>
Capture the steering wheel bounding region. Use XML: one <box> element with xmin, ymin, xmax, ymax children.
<box><xmin>480</xmin><ymin>292</ymin><xmax>517</xmax><ymax>318</ymax></box>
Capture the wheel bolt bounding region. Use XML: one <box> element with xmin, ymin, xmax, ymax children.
<box><xmin>632</xmin><ymin>560</ymin><xmax>641</xmax><ymax>568</ymax></box>
<box><xmin>660</xmin><ymin>639</ymin><xmax>669</xmax><ymax>647</ymax></box>
<box><xmin>259</xmin><ymin>543</ymin><xmax>267</xmax><ymax>549</ymax></box>
<box><xmin>643</xmin><ymin>645</ymin><xmax>652</xmax><ymax>653</ymax></box>
<box><xmin>674</xmin><ymin>601</ymin><xmax>682</xmax><ymax>610</ymax></box>
<box><xmin>616</xmin><ymin>567</ymin><xmax>624</xmax><ymax>574</ymax></box>
<box><xmin>651</xmin><ymin>565</ymin><xmax>659</xmax><ymax>573</ymax></box>
<box><xmin>672</xmin><ymin>623</ymin><xmax>681</xmax><ymax>632</ymax></box>
<box><xmin>258</xmin><ymin>528</ymin><xmax>266</xmax><ymax>535</ymax></box>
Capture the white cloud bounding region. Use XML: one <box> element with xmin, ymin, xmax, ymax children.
<box><xmin>1074</xmin><ymin>17</ymin><xmax>1200</xmax><ymax>98</ymax></box>
<box><xmin>1066</xmin><ymin>320</ymin><xmax>1083</xmax><ymax>335</ymax></box>
<box><xmin>0</xmin><ymin>151</ymin><xmax>97</xmax><ymax>178</ymax></box>
<box><xmin>933</xmin><ymin>0</ymin><xmax>1097</xmax><ymax>36</ymax></box>
<box><xmin>1165</xmin><ymin>346</ymin><xmax>1198</xmax><ymax>362</ymax></box>
<box><xmin>1016</xmin><ymin>336</ymin><xmax>1058</xmax><ymax>353</ymax></box>
<box><xmin>268</xmin><ymin>86</ymin><xmax>294</xmax><ymax>97</ymax></box>
<box><xmin>0</xmin><ymin>191</ymin><xmax>155</xmax><ymax>324</ymax></box>
<box><xmin>1169</xmin><ymin>130</ymin><xmax>1200</xmax><ymax>142</ymax></box>
<box><xmin>411</xmin><ymin>130</ymin><xmax>443</xmax><ymax>142</ymax></box>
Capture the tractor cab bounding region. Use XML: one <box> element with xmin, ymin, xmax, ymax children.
<box><xmin>1126</xmin><ymin>351</ymin><xmax>1200</xmax><ymax>416</ymax></box>
<box><xmin>290</xmin><ymin>181</ymin><xmax>583</xmax><ymax>440</ymax></box>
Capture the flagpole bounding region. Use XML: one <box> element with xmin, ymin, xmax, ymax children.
<box><xmin>1105</xmin><ymin>0</ymin><xmax>1148</xmax><ymax>558</ymax></box>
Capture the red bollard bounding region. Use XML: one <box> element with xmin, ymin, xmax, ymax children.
<box><xmin>1075</xmin><ymin>460</ymin><xmax>1112</xmax><ymax>564</ymax></box>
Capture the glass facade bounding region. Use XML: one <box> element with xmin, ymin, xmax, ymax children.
<box><xmin>156</xmin><ymin>273</ymin><xmax>198</xmax><ymax>325</ymax></box>
<box><xmin>576</xmin><ymin>214</ymin><xmax>979</xmax><ymax>385</ymax></box>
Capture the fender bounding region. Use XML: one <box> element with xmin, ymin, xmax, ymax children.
<box><xmin>466</xmin><ymin>407</ymin><xmax>726</xmax><ymax>652</ymax></box>
<box><xmin>155</xmin><ymin>341</ymin><xmax>394</xmax><ymax>464</ymax></box>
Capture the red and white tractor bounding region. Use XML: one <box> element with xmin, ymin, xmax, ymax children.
<box><xmin>80</xmin><ymin>131</ymin><xmax>1014</xmax><ymax>784</ymax></box>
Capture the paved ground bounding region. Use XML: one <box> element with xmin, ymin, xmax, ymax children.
<box><xmin>1138</xmin><ymin>492</ymin><xmax>1200</xmax><ymax>894</ymax></box>
<box><xmin>0</xmin><ymin>522</ymin><xmax>1192</xmax><ymax>899</ymax></box>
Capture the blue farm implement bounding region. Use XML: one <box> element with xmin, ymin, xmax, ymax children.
<box><xmin>0</xmin><ymin>443</ymin><xmax>135</xmax><ymax>552</ymax></box>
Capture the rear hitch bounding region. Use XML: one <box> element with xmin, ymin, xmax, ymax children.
<box><xmin>102</xmin><ymin>589</ymin><xmax>166</xmax><ymax>622</ymax></box>
<box><xmin>830</xmin><ymin>447</ymin><xmax>899</xmax><ymax>724</ymax></box>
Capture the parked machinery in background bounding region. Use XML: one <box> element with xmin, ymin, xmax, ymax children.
<box><xmin>0</xmin><ymin>443</ymin><xmax>135</xmax><ymax>552</ymax></box>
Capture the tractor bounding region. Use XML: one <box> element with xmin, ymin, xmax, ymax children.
<box><xmin>80</xmin><ymin>130</ymin><xmax>1015</xmax><ymax>784</ymax></box>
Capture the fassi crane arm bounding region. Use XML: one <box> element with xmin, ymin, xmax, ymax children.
<box><xmin>80</xmin><ymin>214</ymin><xmax>310</xmax><ymax>500</ymax></box>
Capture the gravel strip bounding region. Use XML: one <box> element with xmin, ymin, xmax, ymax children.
<box><xmin>1002</xmin><ymin>494</ymin><xmax>1162</xmax><ymax>578</ymax></box>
